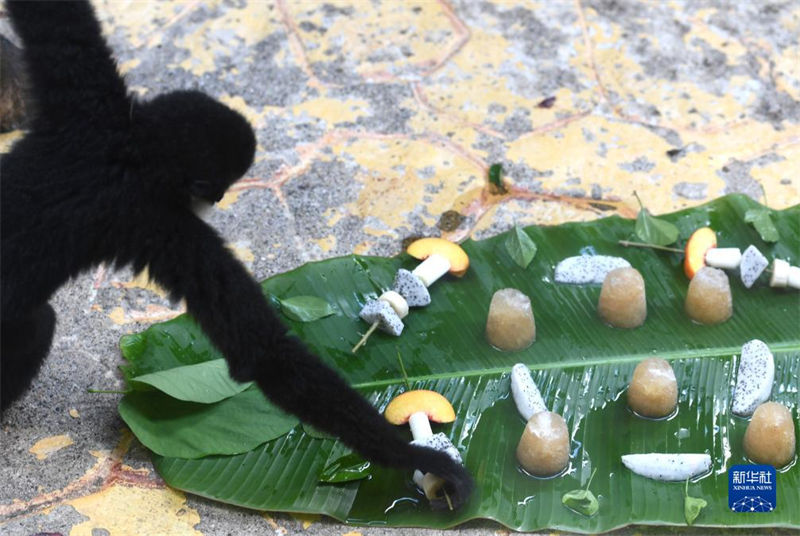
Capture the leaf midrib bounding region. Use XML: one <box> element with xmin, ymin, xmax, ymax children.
<box><xmin>351</xmin><ymin>341</ymin><xmax>800</xmax><ymax>390</ymax></box>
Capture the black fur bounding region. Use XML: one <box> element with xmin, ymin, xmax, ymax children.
<box><xmin>0</xmin><ymin>0</ymin><xmax>473</xmax><ymax>508</ymax></box>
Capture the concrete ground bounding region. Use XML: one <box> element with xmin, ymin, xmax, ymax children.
<box><xmin>1</xmin><ymin>0</ymin><xmax>798</xmax><ymax>535</ymax></box>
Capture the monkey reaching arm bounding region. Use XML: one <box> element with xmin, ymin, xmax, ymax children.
<box><xmin>140</xmin><ymin>211</ymin><xmax>473</xmax><ymax>508</ymax></box>
<box><xmin>1</xmin><ymin>0</ymin><xmax>474</xmax><ymax>508</ymax></box>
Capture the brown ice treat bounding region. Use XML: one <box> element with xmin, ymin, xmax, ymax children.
<box><xmin>627</xmin><ymin>358</ymin><xmax>678</xmax><ymax>418</ymax></box>
<box><xmin>743</xmin><ymin>402</ymin><xmax>796</xmax><ymax>468</ymax></box>
<box><xmin>598</xmin><ymin>267</ymin><xmax>647</xmax><ymax>328</ymax></box>
<box><xmin>685</xmin><ymin>266</ymin><xmax>733</xmax><ymax>325</ymax></box>
<box><xmin>485</xmin><ymin>288</ymin><xmax>536</xmax><ymax>351</ymax></box>
<box><xmin>516</xmin><ymin>411</ymin><xmax>569</xmax><ymax>477</ymax></box>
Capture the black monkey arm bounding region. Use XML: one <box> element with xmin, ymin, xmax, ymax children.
<box><xmin>144</xmin><ymin>213</ymin><xmax>474</xmax><ymax>508</ymax></box>
<box><xmin>5</xmin><ymin>0</ymin><xmax>129</xmax><ymax>126</ymax></box>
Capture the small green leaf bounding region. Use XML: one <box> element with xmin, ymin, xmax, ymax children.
<box><xmin>131</xmin><ymin>359</ymin><xmax>252</xmax><ymax>404</ymax></box>
<box><xmin>562</xmin><ymin>468</ymin><xmax>599</xmax><ymax>516</ymax></box>
<box><xmin>488</xmin><ymin>163</ymin><xmax>506</xmax><ymax>193</ymax></box>
<box><xmin>684</xmin><ymin>479</ymin><xmax>708</xmax><ymax>526</ymax></box>
<box><xmin>504</xmin><ymin>225</ymin><xmax>538</xmax><ymax>269</ymax></box>
<box><xmin>744</xmin><ymin>208</ymin><xmax>779</xmax><ymax>242</ymax></box>
<box><xmin>118</xmin><ymin>387</ymin><xmax>299</xmax><ymax>458</ymax></box>
<box><xmin>279</xmin><ymin>296</ymin><xmax>336</xmax><ymax>322</ymax></box>
<box><xmin>633</xmin><ymin>192</ymin><xmax>679</xmax><ymax>246</ymax></box>
<box><xmin>319</xmin><ymin>452</ymin><xmax>372</xmax><ymax>483</ymax></box>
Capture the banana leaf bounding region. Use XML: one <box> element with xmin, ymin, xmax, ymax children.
<box><xmin>119</xmin><ymin>194</ymin><xmax>800</xmax><ymax>532</ymax></box>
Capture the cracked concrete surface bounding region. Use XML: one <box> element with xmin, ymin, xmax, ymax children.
<box><xmin>1</xmin><ymin>0</ymin><xmax>798</xmax><ymax>534</ymax></box>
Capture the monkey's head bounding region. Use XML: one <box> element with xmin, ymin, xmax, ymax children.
<box><xmin>133</xmin><ymin>90</ymin><xmax>257</xmax><ymax>205</ymax></box>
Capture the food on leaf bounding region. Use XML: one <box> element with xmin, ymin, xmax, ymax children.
<box><xmin>770</xmin><ymin>259</ymin><xmax>790</xmax><ymax>288</ymax></box>
<box><xmin>516</xmin><ymin>411</ymin><xmax>570</xmax><ymax>477</ymax></box>
<box><xmin>731</xmin><ymin>339</ymin><xmax>774</xmax><ymax>417</ymax></box>
<box><xmin>627</xmin><ymin>358</ymin><xmax>678</xmax><ymax>419</ymax></box>
<box><xmin>377</xmin><ymin>290</ymin><xmax>409</xmax><ymax>318</ymax></box>
<box><xmin>684</xmin><ymin>227</ymin><xmax>717</xmax><ymax>279</ymax></box>
<box><xmin>510</xmin><ymin>363</ymin><xmax>547</xmax><ymax>421</ymax></box>
<box><xmin>384</xmin><ymin>390</ymin><xmax>461</xmax><ymax>507</ymax></box>
<box><xmin>621</xmin><ymin>453</ymin><xmax>711</xmax><ymax>481</ymax></box>
<box><xmin>486</xmin><ymin>288</ymin><xmax>536</xmax><ymax>351</ymax></box>
<box><xmin>684</xmin><ymin>479</ymin><xmax>708</xmax><ymax>526</ymax></box>
<box><xmin>358</xmin><ymin>299</ymin><xmax>404</xmax><ymax>337</ymax></box>
<box><xmin>685</xmin><ymin>266</ymin><xmax>732</xmax><ymax>325</ymax></box>
<box><xmin>790</xmin><ymin>266</ymin><xmax>800</xmax><ymax>289</ymax></box>
<box><xmin>743</xmin><ymin>402</ymin><xmax>796</xmax><ymax>468</ymax></box>
<box><xmin>393</xmin><ymin>268</ymin><xmax>431</xmax><ymax>307</ymax></box>
<box><xmin>739</xmin><ymin>245</ymin><xmax>768</xmax><ymax>288</ymax></box>
<box><xmin>598</xmin><ymin>267</ymin><xmax>647</xmax><ymax>329</ymax></box>
<box><xmin>704</xmin><ymin>247</ymin><xmax>741</xmax><ymax>270</ymax></box>
<box><xmin>744</xmin><ymin>208</ymin><xmax>779</xmax><ymax>243</ymax></box>
<box><xmin>555</xmin><ymin>255</ymin><xmax>631</xmax><ymax>285</ymax></box>
<box><xmin>407</xmin><ymin>237</ymin><xmax>469</xmax><ymax>277</ymax></box>
<box><xmin>505</xmin><ymin>225</ymin><xmax>538</xmax><ymax>269</ymax></box>
<box><xmin>634</xmin><ymin>201</ymin><xmax>680</xmax><ymax>247</ymax></box>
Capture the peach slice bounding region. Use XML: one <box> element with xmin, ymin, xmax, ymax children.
<box><xmin>407</xmin><ymin>237</ymin><xmax>469</xmax><ymax>277</ymax></box>
<box><xmin>684</xmin><ymin>227</ymin><xmax>717</xmax><ymax>279</ymax></box>
<box><xmin>384</xmin><ymin>389</ymin><xmax>456</xmax><ymax>425</ymax></box>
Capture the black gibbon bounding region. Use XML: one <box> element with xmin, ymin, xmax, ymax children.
<box><xmin>0</xmin><ymin>0</ymin><xmax>473</xmax><ymax>508</ymax></box>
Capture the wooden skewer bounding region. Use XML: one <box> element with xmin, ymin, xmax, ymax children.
<box><xmin>352</xmin><ymin>322</ymin><xmax>379</xmax><ymax>353</ymax></box>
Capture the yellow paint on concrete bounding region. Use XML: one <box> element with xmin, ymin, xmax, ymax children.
<box><xmin>220</xmin><ymin>94</ymin><xmax>269</xmax><ymax>129</ymax></box>
<box><xmin>228</xmin><ymin>242</ymin><xmax>256</xmax><ymax>264</ymax></box>
<box><xmin>291</xmin><ymin>512</ymin><xmax>321</xmax><ymax>530</ymax></box>
<box><xmin>289</xmin><ymin>0</ymin><xmax>457</xmax><ymax>80</ymax></box>
<box><xmin>750</xmin><ymin>144</ymin><xmax>800</xmax><ymax>210</ymax></box>
<box><xmin>29</xmin><ymin>434</ymin><xmax>74</xmax><ymax>460</ymax></box>
<box><xmin>109</xmin><ymin>307</ymin><xmax>127</xmax><ymax>325</ymax></box>
<box><xmin>69</xmin><ymin>408</ymin><xmax>81</xmax><ymax>419</ymax></box>
<box><xmin>120</xmin><ymin>268</ymin><xmax>168</xmax><ymax>298</ymax></box>
<box><xmin>313</xmin><ymin>235</ymin><xmax>337</xmax><ymax>254</ymax></box>
<box><xmin>292</xmin><ymin>97</ymin><xmax>370</xmax><ymax>126</ymax></box>
<box><xmin>217</xmin><ymin>190</ymin><xmax>242</xmax><ymax>210</ymax></box>
<box><xmin>68</xmin><ymin>485</ymin><xmax>202</xmax><ymax>536</ymax></box>
<box><xmin>341</xmin><ymin>531</ymin><xmax>363</xmax><ymax>536</ymax></box>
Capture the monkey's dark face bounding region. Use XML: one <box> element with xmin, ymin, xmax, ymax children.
<box><xmin>133</xmin><ymin>90</ymin><xmax>257</xmax><ymax>205</ymax></box>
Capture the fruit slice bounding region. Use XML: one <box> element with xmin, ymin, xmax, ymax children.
<box><xmin>739</xmin><ymin>245</ymin><xmax>768</xmax><ymax>288</ymax></box>
<box><xmin>731</xmin><ymin>339</ymin><xmax>774</xmax><ymax>417</ymax></box>
<box><xmin>684</xmin><ymin>227</ymin><xmax>717</xmax><ymax>279</ymax></box>
<box><xmin>407</xmin><ymin>237</ymin><xmax>469</xmax><ymax>277</ymax></box>
<box><xmin>510</xmin><ymin>364</ymin><xmax>547</xmax><ymax>421</ymax></box>
<box><xmin>621</xmin><ymin>453</ymin><xmax>712</xmax><ymax>481</ymax></box>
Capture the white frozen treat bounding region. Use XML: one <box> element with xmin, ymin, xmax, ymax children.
<box><xmin>705</xmin><ymin>247</ymin><xmax>742</xmax><ymax>270</ymax></box>
<box><xmin>393</xmin><ymin>269</ymin><xmax>431</xmax><ymax>307</ymax></box>
<box><xmin>770</xmin><ymin>259</ymin><xmax>790</xmax><ymax>288</ymax></box>
<box><xmin>731</xmin><ymin>339</ymin><xmax>774</xmax><ymax>417</ymax></box>
<box><xmin>510</xmin><ymin>363</ymin><xmax>547</xmax><ymax>420</ymax></box>
<box><xmin>555</xmin><ymin>255</ymin><xmax>631</xmax><ymax>285</ymax></box>
<box><xmin>621</xmin><ymin>453</ymin><xmax>712</xmax><ymax>481</ymax></box>
<box><xmin>359</xmin><ymin>299</ymin><xmax>404</xmax><ymax>336</ymax></box>
<box><xmin>739</xmin><ymin>245</ymin><xmax>768</xmax><ymax>288</ymax></box>
<box><xmin>412</xmin><ymin>254</ymin><xmax>451</xmax><ymax>287</ymax></box>
<box><xmin>788</xmin><ymin>266</ymin><xmax>800</xmax><ymax>290</ymax></box>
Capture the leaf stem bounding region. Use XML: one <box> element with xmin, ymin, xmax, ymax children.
<box><xmin>585</xmin><ymin>467</ymin><xmax>597</xmax><ymax>490</ymax></box>
<box><xmin>618</xmin><ymin>240</ymin><xmax>683</xmax><ymax>253</ymax></box>
<box><xmin>633</xmin><ymin>190</ymin><xmax>645</xmax><ymax>211</ymax></box>
<box><xmin>396</xmin><ymin>350</ymin><xmax>411</xmax><ymax>391</ymax></box>
<box><xmin>352</xmin><ymin>322</ymin><xmax>379</xmax><ymax>353</ymax></box>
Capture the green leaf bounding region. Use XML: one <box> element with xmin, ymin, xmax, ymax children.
<box><xmin>319</xmin><ymin>452</ymin><xmax>372</xmax><ymax>483</ymax></box>
<box><xmin>488</xmin><ymin>163</ymin><xmax>505</xmax><ymax>192</ymax></box>
<box><xmin>504</xmin><ymin>225</ymin><xmax>538</xmax><ymax>268</ymax></box>
<box><xmin>562</xmin><ymin>489</ymin><xmax>599</xmax><ymax>517</ymax></box>
<box><xmin>121</xmin><ymin>195</ymin><xmax>800</xmax><ymax>531</ymax></box>
<box><xmin>279</xmin><ymin>296</ymin><xmax>336</xmax><ymax>322</ymax></box>
<box><xmin>635</xmin><ymin>208</ymin><xmax>680</xmax><ymax>246</ymax></box>
<box><xmin>685</xmin><ymin>479</ymin><xmax>708</xmax><ymax>526</ymax></box>
<box><xmin>562</xmin><ymin>467</ymin><xmax>599</xmax><ymax>516</ymax></box>
<box><xmin>130</xmin><ymin>359</ymin><xmax>251</xmax><ymax>403</ymax></box>
<box><xmin>744</xmin><ymin>208</ymin><xmax>779</xmax><ymax>242</ymax></box>
<box><xmin>119</xmin><ymin>386</ymin><xmax>298</xmax><ymax>458</ymax></box>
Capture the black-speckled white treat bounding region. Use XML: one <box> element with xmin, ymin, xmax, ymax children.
<box><xmin>393</xmin><ymin>268</ymin><xmax>431</xmax><ymax>306</ymax></box>
<box><xmin>554</xmin><ymin>255</ymin><xmax>631</xmax><ymax>284</ymax></box>
<box><xmin>731</xmin><ymin>339</ymin><xmax>774</xmax><ymax>416</ymax></box>
<box><xmin>740</xmin><ymin>245</ymin><xmax>768</xmax><ymax>288</ymax></box>
<box><xmin>359</xmin><ymin>299</ymin><xmax>404</xmax><ymax>336</ymax></box>
<box><xmin>621</xmin><ymin>453</ymin><xmax>712</xmax><ymax>481</ymax></box>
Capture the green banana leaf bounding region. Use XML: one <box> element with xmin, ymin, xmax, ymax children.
<box><xmin>119</xmin><ymin>194</ymin><xmax>800</xmax><ymax>532</ymax></box>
